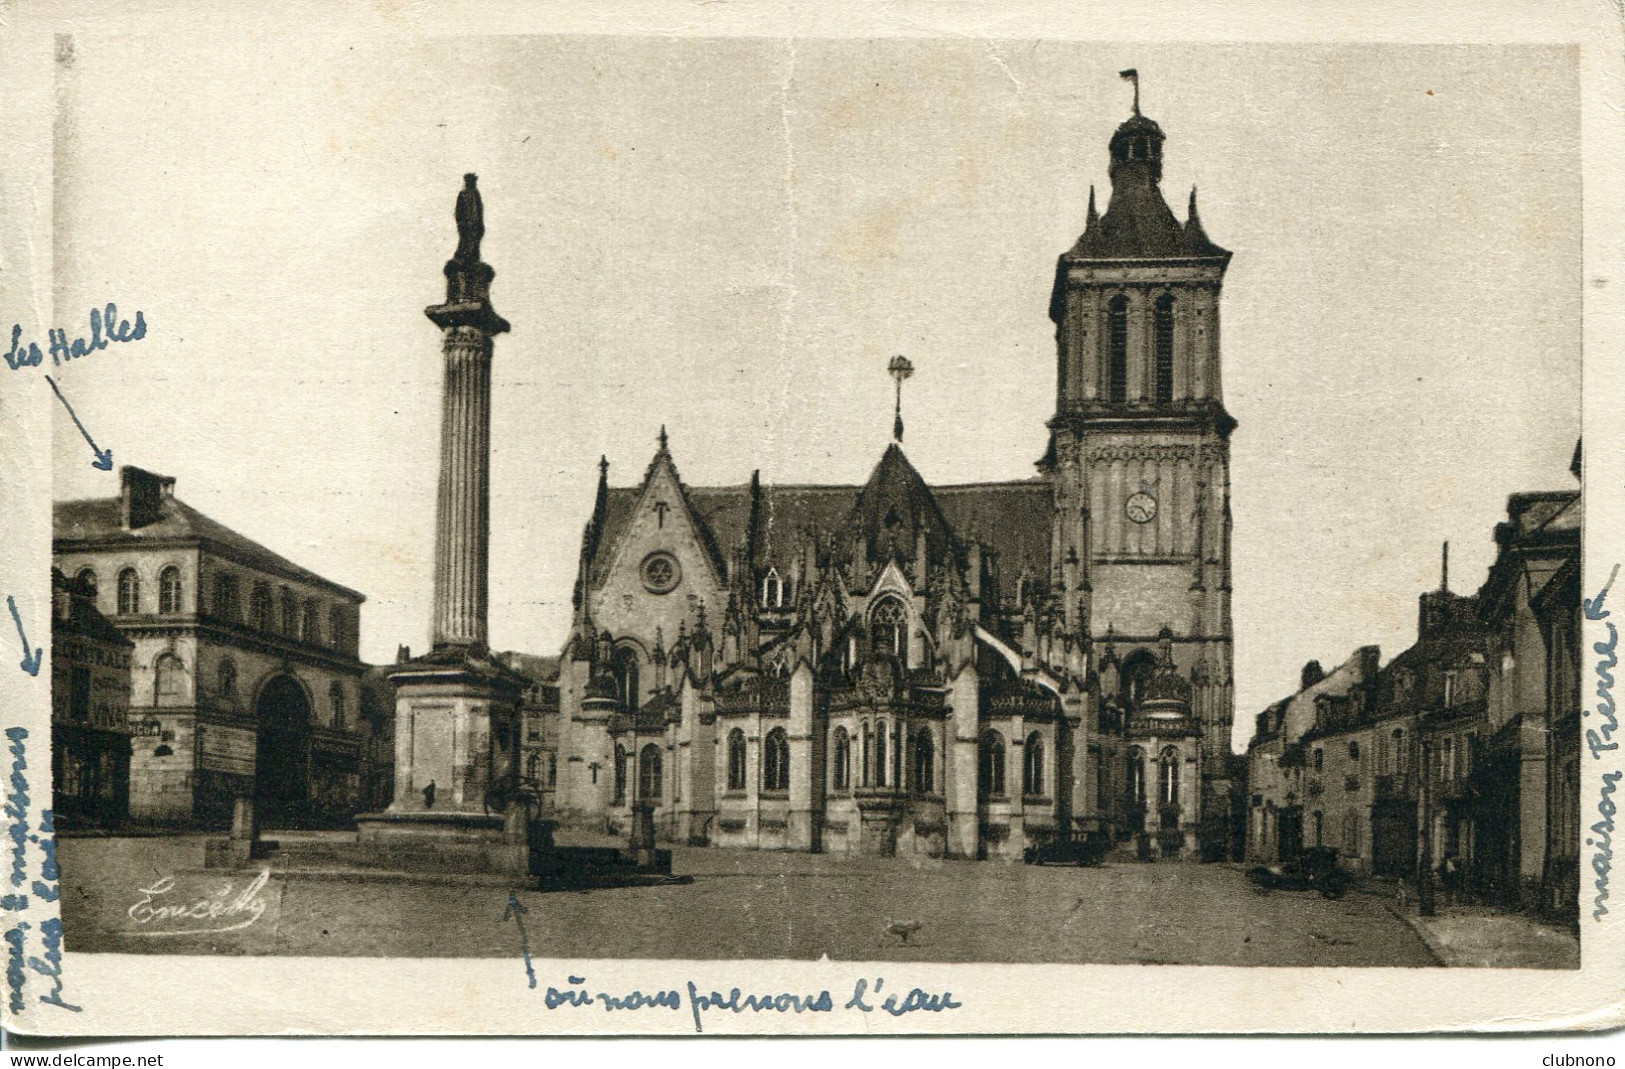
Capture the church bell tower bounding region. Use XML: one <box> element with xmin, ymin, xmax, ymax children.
<box><xmin>1042</xmin><ymin>76</ymin><xmax>1237</xmax><ymax>845</ymax></box>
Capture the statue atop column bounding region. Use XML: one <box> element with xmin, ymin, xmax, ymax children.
<box><xmin>454</xmin><ymin>173</ymin><xmax>484</xmax><ymax>265</ymax></box>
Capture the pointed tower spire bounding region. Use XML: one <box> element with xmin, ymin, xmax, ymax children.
<box><xmin>658</xmin><ymin>424</ymin><xmax>669</xmax><ymax>454</ymax></box>
<box><xmin>1086</xmin><ymin>185</ymin><xmax>1099</xmax><ymax>228</ymax></box>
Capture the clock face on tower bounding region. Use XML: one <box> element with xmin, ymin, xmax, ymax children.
<box><xmin>1125</xmin><ymin>491</ymin><xmax>1158</xmax><ymax>525</ymax></box>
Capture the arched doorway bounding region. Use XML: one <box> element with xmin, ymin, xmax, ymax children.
<box><xmin>255</xmin><ymin>674</ymin><xmax>312</xmax><ymax>828</ymax></box>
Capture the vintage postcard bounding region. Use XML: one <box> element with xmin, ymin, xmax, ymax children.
<box><xmin>1</xmin><ymin>0</ymin><xmax>1622</xmax><ymax>1038</ymax></box>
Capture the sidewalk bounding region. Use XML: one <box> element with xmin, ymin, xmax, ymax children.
<box><xmin>1393</xmin><ymin>902</ymin><xmax>1579</xmax><ymax>968</ymax></box>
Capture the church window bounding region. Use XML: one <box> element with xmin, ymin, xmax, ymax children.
<box><xmin>75</xmin><ymin>568</ymin><xmax>98</xmax><ymax>599</ymax></box>
<box><xmin>1153</xmin><ymin>294</ymin><xmax>1176</xmax><ymax>403</ymax></box>
<box><xmin>1129</xmin><ymin>746</ymin><xmax>1147</xmax><ymax>804</ymax></box>
<box><xmin>250</xmin><ymin>583</ymin><xmax>273</xmax><ymax>630</ymax></box>
<box><xmin>613</xmin><ymin>647</ymin><xmax>641</xmax><ymax>710</ymax></box>
<box><xmin>640</xmin><ymin>743</ymin><xmax>662</xmax><ymax>801</ymax></box>
<box><xmin>763</xmin><ymin>569</ymin><xmax>783</xmax><ymax>609</ymax></box>
<box><xmin>870</xmin><ymin>597</ymin><xmax>907</xmax><ymax>661</ymax></box>
<box><xmin>763</xmin><ymin>728</ymin><xmax>789</xmax><ymax>792</ymax></box>
<box><xmin>330</xmin><ymin>682</ymin><xmax>346</xmax><ymax>731</ymax></box>
<box><xmin>1023</xmin><ymin>732</ymin><xmax>1045</xmax><ymax>797</ymax></box>
<box><xmin>914</xmin><ymin>729</ymin><xmax>934</xmax><ymax>794</ymax></box>
<box><xmin>154</xmin><ymin>654</ymin><xmax>185</xmax><ymax>707</ymax></box>
<box><xmin>613</xmin><ymin>744</ymin><xmax>628</xmax><ymax>806</ymax></box>
<box><xmin>876</xmin><ymin>721</ymin><xmax>888</xmax><ymax>787</ymax></box>
<box><xmin>726</xmin><ymin>729</ymin><xmax>747</xmax><ymax>792</ymax></box>
<box><xmin>978</xmin><ymin>730</ymin><xmax>1007</xmax><ymax>798</ymax></box>
<box><xmin>1159</xmin><ymin>746</ymin><xmax>1181</xmax><ymax>808</ymax></box>
<box><xmin>117</xmin><ymin>568</ymin><xmax>140</xmax><ymax>616</ymax></box>
<box><xmin>218</xmin><ymin>659</ymin><xmax>237</xmax><ymax>703</ymax></box>
<box><xmin>1107</xmin><ymin>295</ymin><xmax>1129</xmax><ymax>403</ymax></box>
<box><xmin>861</xmin><ymin>721</ymin><xmax>873</xmax><ymax>787</ymax></box>
<box><xmin>303</xmin><ymin>600</ymin><xmax>321</xmax><ymax>645</ymax></box>
<box><xmin>832</xmin><ymin>727</ymin><xmax>850</xmax><ymax>791</ymax></box>
<box><xmin>640</xmin><ymin>552</ymin><xmax>681</xmax><ymax>595</ymax></box>
<box><xmin>159</xmin><ymin>566</ymin><xmax>182</xmax><ymax>615</ymax></box>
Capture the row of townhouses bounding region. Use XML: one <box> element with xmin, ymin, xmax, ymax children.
<box><xmin>1244</xmin><ymin>452</ymin><xmax>1582</xmax><ymax>922</ymax></box>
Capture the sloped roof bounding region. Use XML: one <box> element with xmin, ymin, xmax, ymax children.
<box><xmin>54</xmin><ymin>496</ymin><xmax>363</xmax><ymax>600</ymax></box>
<box><xmin>582</xmin><ymin>457</ymin><xmax>1054</xmax><ymax>593</ymax></box>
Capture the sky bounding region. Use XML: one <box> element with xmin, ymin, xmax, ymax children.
<box><xmin>49</xmin><ymin>37</ymin><xmax>1580</xmax><ymax>753</ymax></box>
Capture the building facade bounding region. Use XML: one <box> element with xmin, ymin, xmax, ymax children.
<box><xmin>53</xmin><ymin>466</ymin><xmax>370</xmax><ymax>828</ymax></box>
<box><xmin>551</xmin><ymin>102</ymin><xmax>1239</xmax><ymax>860</ymax></box>
<box><xmin>1245</xmin><ymin>462</ymin><xmax>1583</xmax><ymax>924</ymax></box>
<box><xmin>50</xmin><ymin>567</ymin><xmax>135</xmax><ymax>827</ymax></box>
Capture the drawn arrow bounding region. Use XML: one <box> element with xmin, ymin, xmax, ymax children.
<box><xmin>504</xmin><ymin>891</ymin><xmax>537</xmax><ymax>989</ymax></box>
<box><xmin>44</xmin><ymin>375</ymin><xmax>113</xmax><ymax>471</ymax></box>
<box><xmin>7</xmin><ymin>597</ymin><xmax>41</xmax><ymax>677</ymax></box>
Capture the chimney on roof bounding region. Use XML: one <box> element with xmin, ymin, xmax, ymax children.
<box><xmin>1300</xmin><ymin>660</ymin><xmax>1325</xmax><ymax>692</ymax></box>
<box><xmin>120</xmin><ymin>466</ymin><xmax>175</xmax><ymax>531</ymax></box>
<box><xmin>396</xmin><ymin>644</ymin><xmax>411</xmax><ymax>664</ymax></box>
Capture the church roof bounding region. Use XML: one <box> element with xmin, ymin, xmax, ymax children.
<box><xmin>54</xmin><ymin>494</ymin><xmax>364</xmax><ymax>601</ymax></box>
<box><xmin>583</xmin><ymin>466</ymin><xmax>1053</xmax><ymax>595</ymax></box>
<box><xmin>841</xmin><ymin>443</ymin><xmax>954</xmax><ymax>566</ymax></box>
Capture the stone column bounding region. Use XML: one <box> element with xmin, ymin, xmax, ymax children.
<box><xmin>431</xmin><ymin>326</ymin><xmax>493</xmax><ymax>648</ymax></box>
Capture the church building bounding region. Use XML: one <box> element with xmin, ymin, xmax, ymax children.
<box><xmin>553</xmin><ymin>91</ymin><xmax>1239</xmax><ymax>860</ymax></box>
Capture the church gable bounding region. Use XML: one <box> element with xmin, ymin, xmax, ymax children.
<box><xmin>590</xmin><ymin>435</ymin><xmax>729</xmax><ymax>646</ymax></box>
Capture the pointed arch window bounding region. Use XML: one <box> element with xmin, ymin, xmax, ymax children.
<box><xmin>762</xmin><ymin>569</ymin><xmax>783</xmax><ymax>609</ymax></box>
<box><xmin>870</xmin><ymin>597</ymin><xmax>907</xmax><ymax>661</ymax></box>
<box><xmin>832</xmin><ymin>726</ymin><xmax>851</xmax><ymax>791</ymax></box>
<box><xmin>117</xmin><ymin>568</ymin><xmax>140</xmax><ymax>616</ymax></box>
<box><xmin>1153</xmin><ymin>293</ymin><xmax>1176</xmax><ymax>404</ymax></box>
<box><xmin>1159</xmin><ymin>745</ymin><xmax>1181</xmax><ymax>808</ymax></box>
<box><xmin>726</xmin><ymin>729</ymin><xmax>747</xmax><ymax>792</ymax></box>
<box><xmin>876</xmin><ymin>720</ymin><xmax>889</xmax><ymax>787</ymax></box>
<box><xmin>613</xmin><ymin>646</ymin><xmax>641</xmax><ymax>710</ymax></box>
<box><xmin>861</xmin><ymin>721</ymin><xmax>873</xmax><ymax>787</ymax></box>
<box><xmin>639</xmin><ymin>743</ymin><xmax>663</xmax><ymax>801</ymax></box>
<box><xmin>1107</xmin><ymin>295</ymin><xmax>1129</xmax><ymax>403</ymax></box>
<box><xmin>1023</xmin><ymin>731</ymin><xmax>1046</xmax><ymax>797</ymax></box>
<box><xmin>913</xmin><ymin>729</ymin><xmax>935</xmax><ymax>795</ymax></box>
<box><xmin>1128</xmin><ymin>746</ymin><xmax>1147</xmax><ymax>805</ymax></box>
<box><xmin>763</xmin><ymin>728</ymin><xmax>790</xmax><ymax>792</ymax></box>
<box><xmin>978</xmin><ymin>730</ymin><xmax>1007</xmax><ymax>798</ymax></box>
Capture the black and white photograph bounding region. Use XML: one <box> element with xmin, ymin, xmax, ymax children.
<box><xmin>3</xmin><ymin>0</ymin><xmax>1623</xmax><ymax>1042</ymax></box>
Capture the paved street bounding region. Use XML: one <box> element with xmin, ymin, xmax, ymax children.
<box><xmin>60</xmin><ymin>835</ymin><xmax>1438</xmax><ymax>966</ymax></box>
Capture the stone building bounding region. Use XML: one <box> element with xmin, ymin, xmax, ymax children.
<box><xmin>53</xmin><ymin>466</ymin><xmax>369</xmax><ymax>828</ymax></box>
<box><xmin>49</xmin><ymin>566</ymin><xmax>134</xmax><ymax>827</ymax></box>
<box><xmin>1478</xmin><ymin>467</ymin><xmax>1582</xmax><ymax>916</ymax></box>
<box><xmin>551</xmin><ymin>98</ymin><xmax>1239</xmax><ymax>860</ymax></box>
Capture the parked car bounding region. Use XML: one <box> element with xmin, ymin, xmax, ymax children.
<box><xmin>1246</xmin><ymin>845</ymin><xmax>1350</xmax><ymax>898</ymax></box>
<box><xmin>1023</xmin><ymin>831</ymin><xmax>1110</xmax><ymax>867</ymax></box>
